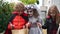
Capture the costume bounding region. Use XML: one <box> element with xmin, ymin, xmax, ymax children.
<box><xmin>28</xmin><ymin>16</ymin><xmax>42</xmax><ymax>34</ymax></box>
<box><xmin>42</xmin><ymin>16</ymin><xmax>59</xmax><ymax>34</ymax></box>
<box><xmin>4</xmin><ymin>11</ymin><xmax>28</xmax><ymax>34</ymax></box>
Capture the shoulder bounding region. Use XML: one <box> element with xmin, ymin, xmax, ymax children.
<box><xmin>46</xmin><ymin>16</ymin><xmax>51</xmax><ymax>19</ymax></box>
<box><xmin>21</xmin><ymin>13</ymin><xmax>29</xmax><ymax>22</ymax></box>
<box><xmin>45</xmin><ymin>16</ymin><xmax>52</xmax><ymax>23</ymax></box>
<box><xmin>37</xmin><ymin>16</ymin><xmax>43</xmax><ymax>22</ymax></box>
<box><xmin>23</xmin><ymin>13</ymin><xmax>28</xmax><ymax>17</ymax></box>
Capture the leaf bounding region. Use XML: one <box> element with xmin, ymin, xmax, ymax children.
<box><xmin>20</xmin><ymin>0</ymin><xmax>37</xmax><ymax>4</ymax></box>
<box><xmin>0</xmin><ymin>0</ymin><xmax>13</xmax><ymax>33</ymax></box>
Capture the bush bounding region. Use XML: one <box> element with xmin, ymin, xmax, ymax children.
<box><xmin>20</xmin><ymin>0</ymin><xmax>37</xmax><ymax>4</ymax></box>
<box><xmin>0</xmin><ymin>0</ymin><xmax>13</xmax><ymax>33</ymax></box>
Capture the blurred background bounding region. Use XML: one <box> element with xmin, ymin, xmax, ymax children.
<box><xmin>0</xmin><ymin>0</ymin><xmax>60</xmax><ymax>34</ymax></box>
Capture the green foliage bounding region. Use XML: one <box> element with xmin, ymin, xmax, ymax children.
<box><xmin>20</xmin><ymin>0</ymin><xmax>37</xmax><ymax>4</ymax></box>
<box><xmin>9</xmin><ymin>3</ymin><xmax>15</xmax><ymax>8</ymax></box>
<box><xmin>43</xmin><ymin>18</ymin><xmax>46</xmax><ymax>24</ymax></box>
<box><xmin>0</xmin><ymin>0</ymin><xmax>13</xmax><ymax>33</ymax></box>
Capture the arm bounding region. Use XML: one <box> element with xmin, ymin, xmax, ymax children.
<box><xmin>7</xmin><ymin>14</ymin><xmax>16</xmax><ymax>29</ymax></box>
<box><xmin>26</xmin><ymin>22</ymin><xmax>31</xmax><ymax>28</ymax></box>
<box><xmin>42</xmin><ymin>18</ymin><xmax>48</xmax><ymax>29</ymax></box>
<box><xmin>37</xmin><ymin>17</ymin><xmax>43</xmax><ymax>28</ymax></box>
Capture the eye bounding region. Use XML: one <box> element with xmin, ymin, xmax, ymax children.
<box><xmin>30</xmin><ymin>11</ymin><xmax>32</xmax><ymax>12</ymax></box>
<box><xmin>28</xmin><ymin>11</ymin><xmax>32</xmax><ymax>13</ymax></box>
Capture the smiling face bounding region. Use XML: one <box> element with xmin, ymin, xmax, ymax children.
<box><xmin>48</xmin><ymin>5</ymin><xmax>58</xmax><ymax>17</ymax></box>
<box><xmin>48</xmin><ymin>5</ymin><xmax>60</xmax><ymax>24</ymax></box>
<box><xmin>49</xmin><ymin>8</ymin><xmax>56</xmax><ymax>17</ymax></box>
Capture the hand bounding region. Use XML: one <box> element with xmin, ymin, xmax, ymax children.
<box><xmin>8</xmin><ymin>22</ymin><xmax>14</xmax><ymax>29</ymax></box>
<box><xmin>26</xmin><ymin>22</ymin><xmax>31</xmax><ymax>28</ymax></box>
<box><xmin>8</xmin><ymin>24</ymin><xmax>12</xmax><ymax>29</ymax></box>
<box><xmin>23</xmin><ymin>26</ymin><xmax>25</xmax><ymax>29</ymax></box>
<box><xmin>37</xmin><ymin>23</ymin><xmax>42</xmax><ymax>28</ymax></box>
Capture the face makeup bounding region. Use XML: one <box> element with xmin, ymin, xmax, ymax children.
<box><xmin>28</xmin><ymin>9</ymin><xmax>33</xmax><ymax>16</ymax></box>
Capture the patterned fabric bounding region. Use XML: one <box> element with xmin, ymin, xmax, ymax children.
<box><xmin>28</xmin><ymin>16</ymin><xmax>43</xmax><ymax>34</ymax></box>
<box><xmin>12</xmin><ymin>15</ymin><xmax>26</xmax><ymax>29</ymax></box>
<box><xmin>4</xmin><ymin>11</ymin><xmax>28</xmax><ymax>34</ymax></box>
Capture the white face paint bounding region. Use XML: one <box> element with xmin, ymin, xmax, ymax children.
<box><xmin>28</xmin><ymin>11</ymin><xmax>33</xmax><ymax>15</ymax></box>
<box><xmin>28</xmin><ymin>10</ymin><xmax>33</xmax><ymax>14</ymax></box>
<box><xmin>28</xmin><ymin>10</ymin><xmax>33</xmax><ymax>16</ymax></box>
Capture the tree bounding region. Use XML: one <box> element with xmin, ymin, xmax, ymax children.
<box><xmin>20</xmin><ymin>0</ymin><xmax>37</xmax><ymax>4</ymax></box>
<box><xmin>0</xmin><ymin>0</ymin><xmax>13</xmax><ymax>33</ymax></box>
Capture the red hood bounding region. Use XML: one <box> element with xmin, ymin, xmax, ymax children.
<box><xmin>23</xmin><ymin>13</ymin><xmax>28</xmax><ymax>16</ymax></box>
<box><xmin>12</xmin><ymin>11</ymin><xmax>19</xmax><ymax>14</ymax></box>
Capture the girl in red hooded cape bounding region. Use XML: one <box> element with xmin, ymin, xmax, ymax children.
<box><xmin>4</xmin><ymin>2</ymin><xmax>28</xmax><ymax>34</ymax></box>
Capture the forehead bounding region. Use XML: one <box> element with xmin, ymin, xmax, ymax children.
<box><xmin>28</xmin><ymin>9</ymin><xmax>32</xmax><ymax>11</ymax></box>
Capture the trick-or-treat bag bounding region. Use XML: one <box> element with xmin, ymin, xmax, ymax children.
<box><xmin>11</xmin><ymin>28</ymin><xmax>29</xmax><ymax>34</ymax></box>
<box><xmin>42</xmin><ymin>29</ymin><xmax>47</xmax><ymax>34</ymax></box>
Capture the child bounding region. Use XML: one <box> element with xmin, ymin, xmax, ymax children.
<box><xmin>42</xmin><ymin>5</ymin><xmax>59</xmax><ymax>34</ymax></box>
<box><xmin>4</xmin><ymin>2</ymin><xmax>28</xmax><ymax>34</ymax></box>
<box><xmin>26</xmin><ymin>8</ymin><xmax>43</xmax><ymax>34</ymax></box>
